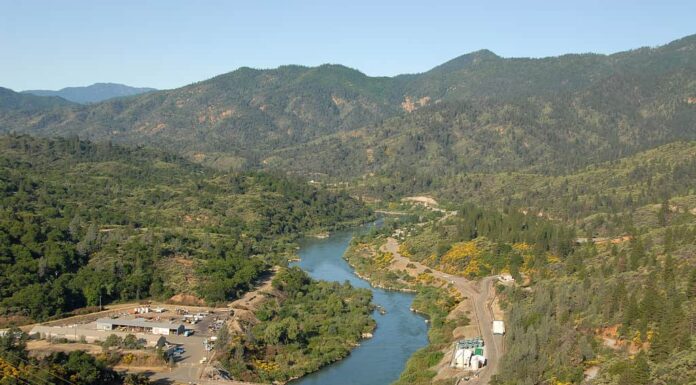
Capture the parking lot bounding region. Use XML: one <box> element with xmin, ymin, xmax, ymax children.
<box><xmin>28</xmin><ymin>303</ymin><xmax>232</xmax><ymax>384</ymax></box>
<box><xmin>152</xmin><ymin>307</ymin><xmax>232</xmax><ymax>383</ymax></box>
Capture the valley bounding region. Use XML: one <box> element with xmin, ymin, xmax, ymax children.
<box><xmin>0</xmin><ymin>25</ymin><xmax>695</xmax><ymax>385</ymax></box>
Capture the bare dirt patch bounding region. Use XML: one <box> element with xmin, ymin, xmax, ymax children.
<box><xmin>168</xmin><ymin>293</ymin><xmax>206</xmax><ymax>306</ymax></box>
<box><xmin>27</xmin><ymin>340</ymin><xmax>103</xmax><ymax>357</ymax></box>
<box><xmin>402</xmin><ymin>196</ymin><xmax>439</xmax><ymax>207</ymax></box>
<box><xmin>227</xmin><ymin>268</ymin><xmax>278</xmax><ymax>333</ymax></box>
<box><xmin>401</xmin><ymin>96</ymin><xmax>431</xmax><ymax>112</ymax></box>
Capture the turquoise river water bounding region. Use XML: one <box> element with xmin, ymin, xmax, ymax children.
<box><xmin>290</xmin><ymin>229</ymin><xmax>428</xmax><ymax>385</ymax></box>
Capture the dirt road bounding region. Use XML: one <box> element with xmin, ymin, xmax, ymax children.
<box><xmin>383</xmin><ymin>238</ymin><xmax>503</xmax><ymax>384</ymax></box>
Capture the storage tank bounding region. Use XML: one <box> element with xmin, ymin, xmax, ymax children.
<box><xmin>471</xmin><ymin>356</ymin><xmax>480</xmax><ymax>369</ymax></box>
<box><xmin>473</xmin><ymin>355</ymin><xmax>486</xmax><ymax>367</ymax></box>
<box><xmin>454</xmin><ymin>347</ymin><xmax>472</xmax><ymax>368</ymax></box>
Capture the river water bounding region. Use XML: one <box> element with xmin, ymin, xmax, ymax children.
<box><xmin>290</xmin><ymin>229</ymin><xmax>429</xmax><ymax>385</ymax></box>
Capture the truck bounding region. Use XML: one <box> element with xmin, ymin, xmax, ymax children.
<box><xmin>492</xmin><ymin>320</ymin><xmax>505</xmax><ymax>335</ymax></box>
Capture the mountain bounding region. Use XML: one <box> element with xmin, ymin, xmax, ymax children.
<box><xmin>1</xmin><ymin>65</ymin><xmax>402</xmax><ymax>163</ymax></box>
<box><xmin>269</xmin><ymin>35</ymin><xmax>696</xmax><ymax>180</ymax></box>
<box><xmin>0</xmin><ymin>34</ymin><xmax>694</xmax><ymax>178</ymax></box>
<box><xmin>0</xmin><ymin>86</ymin><xmax>74</xmax><ymax>110</ymax></box>
<box><xmin>22</xmin><ymin>82</ymin><xmax>156</xmax><ymax>104</ymax></box>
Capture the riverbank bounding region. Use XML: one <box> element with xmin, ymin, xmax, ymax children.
<box><xmin>289</xmin><ymin>230</ymin><xmax>428</xmax><ymax>385</ymax></box>
<box><xmin>343</xmin><ymin>234</ymin><xmax>504</xmax><ymax>385</ymax></box>
<box><xmin>343</xmin><ymin>239</ymin><xmax>417</xmax><ymax>291</ymax></box>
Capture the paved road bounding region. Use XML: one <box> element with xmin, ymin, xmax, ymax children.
<box><xmin>150</xmin><ymin>335</ymin><xmax>208</xmax><ymax>383</ymax></box>
<box><xmin>383</xmin><ymin>238</ymin><xmax>503</xmax><ymax>385</ymax></box>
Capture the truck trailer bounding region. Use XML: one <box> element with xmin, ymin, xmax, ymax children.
<box><xmin>492</xmin><ymin>320</ymin><xmax>505</xmax><ymax>335</ymax></box>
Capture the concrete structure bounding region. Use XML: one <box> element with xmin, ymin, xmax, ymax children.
<box><xmin>451</xmin><ymin>337</ymin><xmax>486</xmax><ymax>369</ymax></box>
<box><xmin>96</xmin><ymin>318</ymin><xmax>185</xmax><ymax>335</ymax></box>
<box><xmin>471</xmin><ymin>355</ymin><xmax>486</xmax><ymax>369</ymax></box>
<box><xmin>29</xmin><ymin>325</ymin><xmax>166</xmax><ymax>347</ymax></box>
<box><xmin>454</xmin><ymin>346</ymin><xmax>472</xmax><ymax>368</ymax></box>
<box><xmin>492</xmin><ymin>320</ymin><xmax>505</xmax><ymax>335</ymax></box>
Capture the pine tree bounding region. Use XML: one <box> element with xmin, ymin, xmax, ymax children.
<box><xmin>687</xmin><ymin>268</ymin><xmax>696</xmax><ymax>300</ymax></box>
<box><xmin>623</xmin><ymin>292</ymin><xmax>640</xmax><ymax>330</ymax></box>
<box><xmin>629</xmin><ymin>238</ymin><xmax>645</xmax><ymax>270</ymax></box>
<box><xmin>630</xmin><ymin>351</ymin><xmax>651</xmax><ymax>385</ymax></box>
<box><xmin>662</xmin><ymin>254</ymin><xmax>674</xmax><ymax>280</ymax></box>
<box><xmin>640</xmin><ymin>274</ymin><xmax>663</xmax><ymax>324</ymax></box>
<box><xmin>663</xmin><ymin>228</ymin><xmax>673</xmax><ymax>253</ymax></box>
<box><xmin>657</xmin><ymin>199</ymin><xmax>669</xmax><ymax>227</ymax></box>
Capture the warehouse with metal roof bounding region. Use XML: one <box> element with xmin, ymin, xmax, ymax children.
<box><xmin>96</xmin><ymin>318</ymin><xmax>185</xmax><ymax>335</ymax></box>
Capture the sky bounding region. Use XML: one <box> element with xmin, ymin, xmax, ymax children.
<box><xmin>1</xmin><ymin>0</ymin><xmax>694</xmax><ymax>91</ymax></box>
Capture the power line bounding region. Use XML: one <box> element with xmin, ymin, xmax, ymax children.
<box><xmin>1</xmin><ymin>350</ymin><xmax>82</xmax><ymax>385</ymax></box>
<box><xmin>0</xmin><ymin>356</ymin><xmax>53</xmax><ymax>385</ymax></box>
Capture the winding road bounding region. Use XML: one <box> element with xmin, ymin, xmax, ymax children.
<box><xmin>383</xmin><ymin>238</ymin><xmax>504</xmax><ymax>384</ymax></box>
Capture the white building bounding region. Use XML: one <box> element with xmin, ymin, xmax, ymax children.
<box><xmin>29</xmin><ymin>325</ymin><xmax>165</xmax><ymax>347</ymax></box>
<box><xmin>451</xmin><ymin>338</ymin><xmax>486</xmax><ymax>369</ymax></box>
<box><xmin>96</xmin><ymin>318</ymin><xmax>185</xmax><ymax>335</ymax></box>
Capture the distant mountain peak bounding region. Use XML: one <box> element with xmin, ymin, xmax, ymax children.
<box><xmin>22</xmin><ymin>82</ymin><xmax>156</xmax><ymax>104</ymax></box>
<box><xmin>428</xmin><ymin>49</ymin><xmax>501</xmax><ymax>74</ymax></box>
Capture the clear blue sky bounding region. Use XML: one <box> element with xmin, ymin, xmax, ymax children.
<box><xmin>1</xmin><ymin>0</ymin><xmax>694</xmax><ymax>91</ymax></box>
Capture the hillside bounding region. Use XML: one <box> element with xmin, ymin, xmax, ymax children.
<box><xmin>0</xmin><ymin>134</ymin><xmax>371</xmax><ymax>324</ymax></box>
<box><xmin>1</xmin><ymin>65</ymin><xmax>401</xmax><ymax>163</ymax></box>
<box><xmin>0</xmin><ymin>35</ymin><xmax>694</xmax><ymax>175</ymax></box>
<box><xmin>22</xmin><ymin>83</ymin><xmax>156</xmax><ymax>104</ymax></box>
<box><xmin>432</xmin><ymin>141</ymin><xmax>696</xmax><ymax>232</ymax></box>
<box><xmin>0</xmin><ymin>87</ymin><xmax>74</xmax><ymax>110</ymax></box>
<box><xmin>348</xmin><ymin>170</ymin><xmax>695</xmax><ymax>385</ymax></box>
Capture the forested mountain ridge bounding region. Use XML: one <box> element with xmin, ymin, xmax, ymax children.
<box><xmin>0</xmin><ymin>134</ymin><xmax>371</xmax><ymax>323</ymax></box>
<box><xmin>0</xmin><ymin>34</ymin><xmax>694</xmax><ymax>174</ymax></box>
<box><xmin>22</xmin><ymin>82</ymin><xmax>157</xmax><ymax>104</ymax></box>
<box><xmin>272</xmin><ymin>33</ymin><xmax>696</xmax><ymax>178</ymax></box>
<box><xmin>356</xmin><ymin>141</ymin><xmax>696</xmax><ymax>228</ymax></box>
<box><xmin>0</xmin><ymin>65</ymin><xmax>401</xmax><ymax>163</ymax></box>
<box><xmin>0</xmin><ymin>87</ymin><xmax>75</xmax><ymax>110</ymax></box>
<box><xmin>397</xmin><ymin>34</ymin><xmax>696</xmax><ymax>101</ymax></box>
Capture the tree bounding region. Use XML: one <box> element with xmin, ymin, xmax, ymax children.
<box><xmin>123</xmin><ymin>373</ymin><xmax>152</xmax><ymax>385</ymax></box>
<box><xmin>102</xmin><ymin>334</ymin><xmax>123</xmax><ymax>349</ymax></box>
<box><xmin>0</xmin><ymin>327</ymin><xmax>28</xmax><ymax>366</ymax></box>
<box><xmin>272</xmin><ymin>267</ymin><xmax>310</xmax><ymax>295</ymax></box>
<box><xmin>215</xmin><ymin>323</ymin><xmax>230</xmax><ymax>351</ymax></box>
<box><xmin>123</xmin><ymin>334</ymin><xmax>140</xmax><ymax>349</ymax></box>
<box><xmin>618</xmin><ymin>351</ymin><xmax>650</xmax><ymax>385</ymax></box>
<box><xmin>263</xmin><ymin>323</ymin><xmax>283</xmax><ymax>345</ymax></box>
<box><xmin>629</xmin><ymin>238</ymin><xmax>646</xmax><ymax>270</ymax></box>
<box><xmin>687</xmin><ymin>268</ymin><xmax>696</xmax><ymax>300</ymax></box>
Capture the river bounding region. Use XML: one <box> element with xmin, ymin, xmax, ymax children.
<box><xmin>290</xmin><ymin>229</ymin><xmax>429</xmax><ymax>385</ymax></box>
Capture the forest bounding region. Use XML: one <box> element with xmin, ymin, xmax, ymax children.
<box><xmin>397</xmin><ymin>203</ymin><xmax>576</xmax><ymax>279</ymax></box>
<box><xmin>343</xmin><ymin>161</ymin><xmax>695</xmax><ymax>384</ymax></box>
<box><xmin>0</xmin><ymin>134</ymin><xmax>371</xmax><ymax>324</ymax></box>
<box><xmin>215</xmin><ymin>267</ymin><xmax>375</xmax><ymax>383</ymax></box>
<box><xmin>493</xmin><ymin>207</ymin><xmax>696</xmax><ymax>385</ymax></box>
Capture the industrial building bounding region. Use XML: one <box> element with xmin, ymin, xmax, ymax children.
<box><xmin>96</xmin><ymin>318</ymin><xmax>185</xmax><ymax>335</ymax></box>
<box><xmin>451</xmin><ymin>337</ymin><xmax>487</xmax><ymax>370</ymax></box>
<box><xmin>29</xmin><ymin>325</ymin><xmax>166</xmax><ymax>347</ymax></box>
